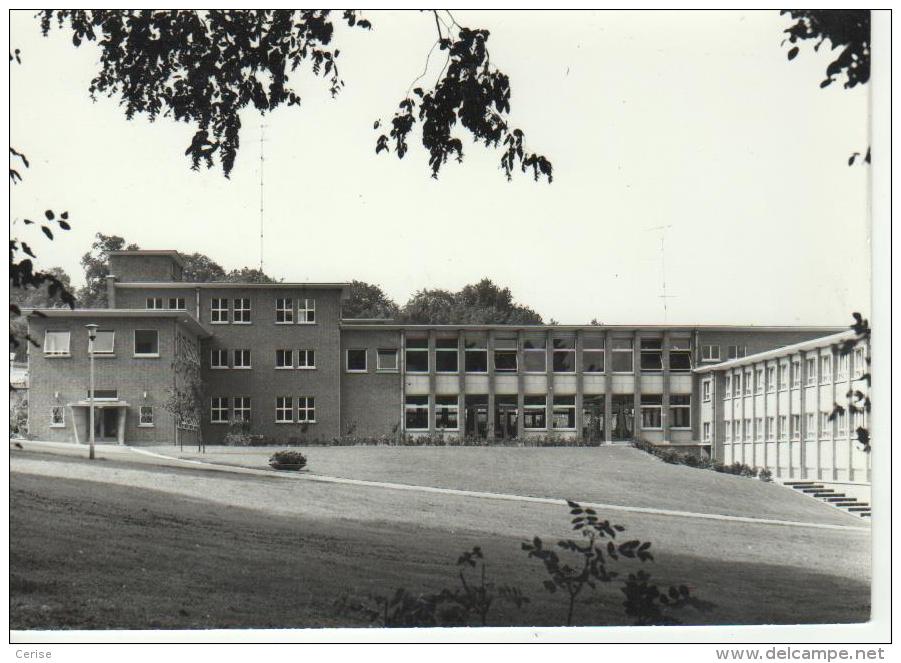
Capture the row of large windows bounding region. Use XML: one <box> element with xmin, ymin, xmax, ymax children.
<box><xmin>347</xmin><ymin>338</ymin><xmax>692</xmax><ymax>374</ymax></box>
<box><xmin>43</xmin><ymin>330</ymin><xmax>159</xmax><ymax>357</ymax></box>
<box><xmin>209</xmin><ymin>396</ymin><xmax>315</xmax><ymax>424</ymax></box>
<box><xmin>403</xmin><ymin>394</ymin><xmax>691</xmax><ymax>431</ymax></box>
<box><xmin>204</xmin><ymin>297</ymin><xmax>316</xmax><ymax>324</ymax></box>
<box><xmin>722</xmin><ymin>410</ymin><xmax>865</xmax><ymax>442</ymax></box>
<box><xmin>208</xmin><ymin>348</ymin><xmax>316</xmax><ymax>370</ymax></box>
<box><xmin>703</xmin><ymin>348</ymin><xmax>867</xmax><ymax>402</ymax></box>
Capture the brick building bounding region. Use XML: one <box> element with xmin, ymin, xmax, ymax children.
<box><xmin>26</xmin><ymin>250</ymin><xmax>849</xmax><ymax>459</ymax></box>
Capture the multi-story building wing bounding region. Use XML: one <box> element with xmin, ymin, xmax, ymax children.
<box><xmin>26</xmin><ymin>250</ymin><xmax>848</xmax><ymax>458</ymax></box>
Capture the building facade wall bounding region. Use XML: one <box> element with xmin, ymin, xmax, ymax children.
<box><xmin>109</xmin><ymin>253</ymin><xmax>183</xmax><ymax>283</ymax></box>
<box><xmin>340</xmin><ymin>329</ymin><xmax>404</xmax><ymax>438</ymax></box>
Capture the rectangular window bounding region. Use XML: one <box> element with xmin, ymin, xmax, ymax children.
<box><xmin>168</xmin><ymin>297</ymin><xmax>186</xmax><ymax>310</ymax></box>
<box><xmin>820</xmin><ymin>412</ymin><xmax>832</xmax><ymax>438</ymax></box>
<box><xmin>766</xmin><ymin>366</ymin><xmax>776</xmax><ymax>392</ymax></box>
<box><xmin>791</xmin><ymin>359</ymin><xmax>801</xmax><ymax>386</ymax></box>
<box><xmin>233</xmin><ymin>397</ymin><xmax>251</xmax><ymax>423</ymax></box>
<box><xmin>522</xmin><ymin>335</ymin><xmax>546</xmax><ymax>373</ymax></box>
<box><xmin>436</xmin><ymin>337</ymin><xmax>460</xmax><ymax>373</ymax></box>
<box><xmin>582</xmin><ymin>334</ymin><xmax>605</xmax><ymax>373</ymax></box>
<box><xmin>702</xmin><ymin>422</ymin><xmax>711</xmax><ymax>441</ymax></box>
<box><xmin>233</xmin><ymin>349</ymin><xmax>251</xmax><ymax>369</ymax></box>
<box><xmin>733</xmin><ymin>372</ymin><xmax>742</xmax><ymax>395</ymax></box>
<box><xmin>494</xmin><ymin>336</ymin><xmax>517</xmax><ymax>373</ymax></box>
<box><xmin>755</xmin><ymin>417</ymin><xmax>763</xmax><ymax>440</ymax></box>
<box><xmin>701</xmin><ymin>345</ymin><xmax>721</xmax><ymax>362</ymax></box>
<box><xmin>276</xmin><ymin>298</ymin><xmax>294</xmax><ymax>324</ymax></box>
<box><xmin>298</xmin><ymin>298</ymin><xmax>316</xmax><ymax>324</ymax></box>
<box><xmin>791</xmin><ymin>414</ymin><xmax>801</xmax><ymax>440</ymax></box>
<box><xmin>233</xmin><ymin>298</ymin><xmax>251</xmax><ymax>324</ymax></box>
<box><xmin>766</xmin><ymin>416</ymin><xmax>775</xmax><ymax>440</ymax></box>
<box><xmin>211</xmin><ymin>349</ymin><xmax>229</xmax><ymax>369</ymax></box>
<box><xmin>727</xmin><ymin>345</ymin><xmax>747</xmax><ymax>360</ymax></box>
<box><xmin>836</xmin><ymin>353</ymin><xmax>849</xmax><ymax>379</ymax></box>
<box><xmin>743</xmin><ymin>418</ymin><xmax>751</xmax><ymax>441</ymax></box>
<box><xmin>435</xmin><ymin>395</ymin><xmax>459</xmax><ymax>430</ymax></box>
<box><xmin>669</xmin><ymin>338</ymin><xmax>692</xmax><ymax>372</ymax></box>
<box><xmin>276</xmin><ymin>349</ymin><xmax>293</xmax><ymax>369</ymax></box>
<box><xmin>405</xmin><ymin>395</ymin><xmax>429</xmax><ymax>430</ymax></box>
<box><xmin>755</xmin><ymin>368</ymin><xmax>764</xmax><ymax>393</ymax></box>
<box><xmin>805</xmin><ymin>357</ymin><xmax>817</xmax><ymax>385</ymax></box>
<box><xmin>297</xmin><ymin>349</ymin><xmax>315</xmax><ymax>369</ymax></box>
<box><xmin>405</xmin><ymin>337</ymin><xmax>429</xmax><ymax>373</ymax></box>
<box><xmin>640</xmin><ymin>394</ymin><xmax>663</xmax><ymax>429</ymax></box>
<box><xmin>43</xmin><ymin>331</ymin><xmax>71</xmax><ymax>356</ymax></box>
<box><xmin>134</xmin><ymin>330</ymin><xmax>159</xmax><ymax>356</ymax></box>
<box><xmin>297</xmin><ymin>396</ymin><xmax>315</xmax><ymax>423</ymax></box>
<box><xmin>725</xmin><ymin>421</ymin><xmax>732</xmax><ymax>441</ymax></box>
<box><xmin>778</xmin><ymin>363</ymin><xmax>788</xmax><ymax>390</ymax></box>
<box><xmin>464</xmin><ymin>335</ymin><xmax>488</xmax><ymax>373</ymax></box>
<box><xmin>670</xmin><ymin>394</ymin><xmax>691</xmax><ymax>428</ymax></box>
<box><xmin>552</xmin><ymin>395</ymin><xmax>576</xmax><ymax>430</ymax></box>
<box><xmin>377</xmin><ymin>349</ymin><xmax>398</xmax><ymax>372</ymax></box>
<box><xmin>640</xmin><ymin>338</ymin><xmax>662</xmax><ymax>372</ymax></box>
<box><xmin>724</xmin><ymin>375</ymin><xmax>731</xmax><ymax>398</ymax></box>
<box><xmin>346</xmin><ymin>349</ymin><xmax>367</xmax><ymax>372</ymax></box>
<box><xmin>852</xmin><ymin>347</ymin><xmax>866</xmax><ymax>378</ymax></box>
<box><xmin>778</xmin><ymin>415</ymin><xmax>788</xmax><ymax>440</ymax></box>
<box><xmin>805</xmin><ymin>413</ymin><xmax>815</xmax><ymax>439</ymax></box>
<box><xmin>211</xmin><ymin>298</ymin><xmax>229</xmax><ymax>323</ymax></box>
<box><xmin>523</xmin><ymin>395</ymin><xmax>547</xmax><ymax>430</ymax></box>
<box><xmin>211</xmin><ymin>397</ymin><xmax>229</xmax><ymax>423</ymax></box>
<box><xmin>88</xmin><ymin>389</ymin><xmax>118</xmax><ymax>401</ymax></box>
<box><xmin>837</xmin><ymin>410</ymin><xmax>847</xmax><ymax>436</ymax></box>
<box><xmin>276</xmin><ymin>397</ymin><xmax>293</xmax><ymax>423</ymax></box>
<box><xmin>50</xmin><ymin>406</ymin><xmax>65</xmax><ymax>427</ymax></box>
<box><xmin>743</xmin><ymin>371</ymin><xmax>752</xmax><ymax>395</ymax></box>
<box><xmin>610</xmin><ymin>338</ymin><xmax>633</xmax><ymax>373</ymax></box>
<box><xmin>702</xmin><ymin>380</ymin><xmax>711</xmax><ymax>402</ymax></box>
<box><xmin>139</xmin><ymin>405</ymin><xmax>154</xmax><ymax>427</ymax></box>
<box><xmin>92</xmin><ymin>330</ymin><xmax>115</xmax><ymax>355</ymax></box>
<box><xmin>820</xmin><ymin>355</ymin><xmax>832</xmax><ymax>383</ymax></box>
<box><xmin>146</xmin><ymin>297</ymin><xmax>163</xmax><ymax>310</ymax></box>
<box><xmin>552</xmin><ymin>337</ymin><xmax>576</xmax><ymax>373</ymax></box>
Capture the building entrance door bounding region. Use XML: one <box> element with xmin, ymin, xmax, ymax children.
<box><xmin>464</xmin><ymin>395</ymin><xmax>488</xmax><ymax>439</ymax></box>
<box><xmin>582</xmin><ymin>396</ymin><xmax>605</xmax><ymax>445</ymax></box>
<box><xmin>93</xmin><ymin>407</ymin><xmax>120</xmax><ymax>442</ymax></box>
<box><xmin>494</xmin><ymin>396</ymin><xmax>518</xmax><ymax>440</ymax></box>
<box><xmin>610</xmin><ymin>395</ymin><xmax>634</xmax><ymax>442</ymax></box>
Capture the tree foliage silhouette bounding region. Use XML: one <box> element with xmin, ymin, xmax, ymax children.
<box><xmin>40</xmin><ymin>10</ymin><xmax>552</xmax><ymax>182</ymax></box>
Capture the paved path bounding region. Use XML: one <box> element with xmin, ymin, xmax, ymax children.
<box><xmin>125</xmin><ymin>447</ymin><xmax>869</xmax><ymax>533</ymax></box>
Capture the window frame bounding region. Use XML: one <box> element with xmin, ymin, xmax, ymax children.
<box><xmin>146</xmin><ymin>297</ymin><xmax>163</xmax><ymax>310</ymax></box>
<box><xmin>405</xmin><ymin>338</ymin><xmax>429</xmax><ymax>374</ymax></box>
<box><xmin>701</xmin><ymin>344</ymin><xmax>721</xmax><ymax>362</ymax></box>
<box><xmin>139</xmin><ymin>405</ymin><xmax>155</xmax><ymax>427</ymax></box>
<box><xmin>232</xmin><ymin>349</ymin><xmax>252</xmax><ymax>369</ymax></box>
<box><xmin>820</xmin><ymin>355</ymin><xmax>833</xmax><ymax>384</ymax></box>
<box><xmin>91</xmin><ymin>330</ymin><xmax>116</xmax><ymax>355</ymax></box>
<box><xmin>275</xmin><ymin>298</ymin><xmax>294</xmax><ymax>324</ymax></box>
<box><xmin>435</xmin><ymin>338</ymin><xmax>460</xmax><ymax>374</ymax></box>
<box><xmin>376</xmin><ymin>348</ymin><xmax>399</xmax><ymax>372</ymax></box>
<box><xmin>297</xmin><ymin>298</ymin><xmax>316</xmax><ymax>324</ymax></box>
<box><xmin>297</xmin><ymin>349</ymin><xmax>316</xmax><ymax>370</ymax></box>
<box><xmin>275</xmin><ymin>349</ymin><xmax>294</xmax><ymax>369</ymax></box>
<box><xmin>210</xmin><ymin>397</ymin><xmax>230</xmax><ymax>424</ymax></box>
<box><xmin>551</xmin><ymin>395</ymin><xmax>577</xmax><ymax>431</ymax></box>
<box><xmin>275</xmin><ymin>396</ymin><xmax>294</xmax><ymax>423</ymax></box>
<box><xmin>522</xmin><ymin>336</ymin><xmax>547</xmax><ymax>374</ymax></box>
<box><xmin>297</xmin><ymin>396</ymin><xmax>316</xmax><ymax>423</ymax></box>
<box><xmin>210</xmin><ymin>298</ymin><xmax>229</xmax><ymax>324</ymax></box>
<box><xmin>50</xmin><ymin>405</ymin><xmax>65</xmax><ymax>428</ymax></box>
<box><xmin>168</xmin><ymin>297</ymin><xmax>186</xmax><ymax>311</ymax></box>
<box><xmin>211</xmin><ymin>348</ymin><xmax>229</xmax><ymax>369</ymax></box>
<box><xmin>233</xmin><ymin>298</ymin><xmax>252</xmax><ymax>324</ymax></box>
<box><xmin>670</xmin><ymin>394</ymin><xmax>691</xmax><ymax>429</ymax></box>
<box><xmin>640</xmin><ymin>394</ymin><xmax>663</xmax><ymax>430</ymax></box>
<box><xmin>435</xmin><ymin>395</ymin><xmax>459</xmax><ymax>431</ymax></box>
<box><xmin>133</xmin><ymin>329</ymin><xmax>160</xmax><ymax>357</ymax></box>
<box><xmin>523</xmin><ymin>395</ymin><xmax>547</xmax><ymax>430</ymax></box>
<box><xmin>610</xmin><ymin>338</ymin><xmax>634</xmax><ymax>374</ymax></box>
<box><xmin>404</xmin><ymin>395</ymin><xmax>429</xmax><ymax>431</ymax></box>
<box><xmin>233</xmin><ymin>397</ymin><xmax>252</xmax><ymax>423</ymax></box>
<box><xmin>43</xmin><ymin>330</ymin><xmax>71</xmax><ymax>356</ymax></box>
<box><xmin>346</xmin><ymin>348</ymin><xmax>368</xmax><ymax>373</ymax></box>
<box><xmin>702</xmin><ymin>379</ymin><xmax>711</xmax><ymax>402</ymax></box>
<box><xmin>639</xmin><ymin>338</ymin><xmax>663</xmax><ymax>373</ymax></box>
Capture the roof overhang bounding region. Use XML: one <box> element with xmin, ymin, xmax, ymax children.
<box><xmin>23</xmin><ymin>308</ymin><xmax>210</xmax><ymax>339</ymax></box>
<box><xmin>693</xmin><ymin>330</ymin><xmax>857</xmax><ymax>373</ymax></box>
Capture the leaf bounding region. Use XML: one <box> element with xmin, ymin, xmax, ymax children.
<box><xmin>41</xmin><ymin>226</ymin><xmax>54</xmax><ymax>240</ymax></box>
<box><xmin>787</xmin><ymin>46</ymin><xmax>799</xmax><ymax>60</ymax></box>
<box><xmin>58</xmin><ymin>220</ymin><xmax>71</xmax><ymax>230</ymax></box>
<box><xmin>44</xmin><ymin>210</ymin><xmax>55</xmax><ymax>220</ymax></box>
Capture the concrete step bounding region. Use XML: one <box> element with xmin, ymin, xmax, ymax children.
<box><xmin>811</xmin><ymin>491</ymin><xmax>837</xmax><ymax>497</ymax></box>
<box><xmin>799</xmin><ymin>487</ymin><xmax>827</xmax><ymax>493</ymax></box>
<box><xmin>859</xmin><ymin>512</ymin><xmax>871</xmax><ymax>518</ymax></box>
<box><xmin>784</xmin><ymin>481</ymin><xmax>818</xmax><ymax>486</ymax></box>
<box><xmin>846</xmin><ymin>506</ymin><xmax>871</xmax><ymax>512</ymax></box>
<box><xmin>824</xmin><ymin>495</ymin><xmax>848</xmax><ymax>501</ymax></box>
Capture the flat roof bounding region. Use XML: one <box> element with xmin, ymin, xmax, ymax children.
<box><xmin>108</xmin><ymin>250</ymin><xmax>186</xmax><ymax>269</ymax></box>
<box><xmin>23</xmin><ymin>308</ymin><xmax>210</xmax><ymax>338</ymax></box>
<box><xmin>114</xmin><ymin>281</ymin><xmax>349</xmax><ymax>291</ymax></box>
<box><xmin>693</xmin><ymin>330</ymin><xmax>856</xmax><ymax>373</ymax></box>
<box><xmin>340</xmin><ymin>322</ymin><xmax>845</xmax><ymax>333</ymax></box>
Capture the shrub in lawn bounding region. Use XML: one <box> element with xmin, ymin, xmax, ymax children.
<box><xmin>758</xmin><ymin>468</ymin><xmax>773</xmax><ymax>482</ymax></box>
<box><xmin>336</xmin><ymin>546</ymin><xmax>529</xmax><ymax>627</ymax></box>
<box><xmin>223</xmin><ymin>421</ymin><xmax>252</xmax><ymax>446</ymax></box>
<box><xmin>268</xmin><ymin>450</ymin><xmax>307</xmax><ymax>470</ymax></box>
<box><xmin>523</xmin><ymin>500</ymin><xmax>712</xmax><ymax>626</ymax></box>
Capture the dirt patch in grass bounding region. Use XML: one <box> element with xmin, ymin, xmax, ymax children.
<box><xmin>10</xmin><ymin>470</ymin><xmax>869</xmax><ymax>630</ymax></box>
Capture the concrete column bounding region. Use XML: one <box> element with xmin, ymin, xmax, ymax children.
<box><xmin>798</xmin><ymin>350</ymin><xmax>807</xmax><ymax>479</ymax></box>
<box><xmin>545</xmin><ymin>330</ymin><xmax>553</xmax><ymax>434</ymax></box>
<box><xmin>632</xmin><ymin>331</ymin><xmax>642</xmax><ymax>441</ymax></box>
<box><xmin>773</xmin><ymin>361</ymin><xmax>780</xmax><ymax>478</ymax></box>
<box><xmin>516</xmin><ymin>330</ymin><xmax>524</xmax><ymax>439</ymax></box>
<box><xmin>487</xmin><ymin>330</ymin><xmax>496</xmax><ymax>439</ymax></box>
<box><xmin>105</xmin><ymin>276</ymin><xmax>117</xmax><ymax>308</ymax></box>
<box><xmin>457</xmin><ymin>331</ymin><xmax>466</xmax><ymax>435</ymax></box>
<box><xmin>400</xmin><ymin>332</ymin><xmax>407</xmax><ymax>437</ymax></box>
<box><xmin>428</xmin><ymin>330</ymin><xmax>436</xmax><ymax>436</ymax></box>
<box><xmin>662</xmin><ymin>330</ymin><xmax>671</xmax><ymax>443</ymax></box>
<box><xmin>603</xmin><ymin>331</ymin><xmax>612</xmax><ymax>444</ymax></box>
<box><xmin>575</xmin><ymin>329</ymin><xmax>584</xmax><ymax>442</ymax></box>
<box><xmin>117</xmin><ymin>407</ymin><xmax>126</xmax><ymax>444</ymax></box>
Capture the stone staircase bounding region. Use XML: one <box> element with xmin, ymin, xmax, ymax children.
<box><xmin>783</xmin><ymin>481</ymin><xmax>871</xmax><ymax>519</ymax></box>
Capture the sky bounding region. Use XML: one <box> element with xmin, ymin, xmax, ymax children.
<box><xmin>9</xmin><ymin>10</ymin><xmax>870</xmax><ymax>325</ymax></box>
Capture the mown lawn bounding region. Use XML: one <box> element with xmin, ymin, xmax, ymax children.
<box><xmin>158</xmin><ymin>444</ymin><xmax>861</xmax><ymax>526</ymax></box>
<box><xmin>10</xmin><ymin>451</ymin><xmax>870</xmax><ymax>630</ymax></box>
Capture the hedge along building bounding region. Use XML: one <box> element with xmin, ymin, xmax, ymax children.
<box><xmin>695</xmin><ymin>330</ymin><xmax>871</xmax><ymax>500</ymax></box>
<box><xmin>26</xmin><ymin>250</ymin><xmax>842</xmax><ymax>453</ymax></box>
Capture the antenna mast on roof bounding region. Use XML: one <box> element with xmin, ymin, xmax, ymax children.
<box><xmin>646</xmin><ymin>224</ymin><xmax>675</xmax><ymax>322</ymax></box>
<box><xmin>259</xmin><ymin>121</ymin><xmax>266</xmax><ymax>273</ymax></box>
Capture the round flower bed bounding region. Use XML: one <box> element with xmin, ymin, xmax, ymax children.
<box><xmin>269</xmin><ymin>450</ymin><xmax>308</xmax><ymax>471</ymax></box>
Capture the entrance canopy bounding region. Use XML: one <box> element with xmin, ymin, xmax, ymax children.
<box><xmin>67</xmin><ymin>401</ymin><xmax>129</xmax><ymax>445</ymax></box>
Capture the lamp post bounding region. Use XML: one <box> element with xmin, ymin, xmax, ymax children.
<box><xmin>85</xmin><ymin>324</ymin><xmax>98</xmax><ymax>461</ymax></box>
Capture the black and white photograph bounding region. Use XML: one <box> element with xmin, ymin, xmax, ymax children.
<box><xmin>7</xmin><ymin>5</ymin><xmax>891</xmax><ymax>651</ymax></box>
